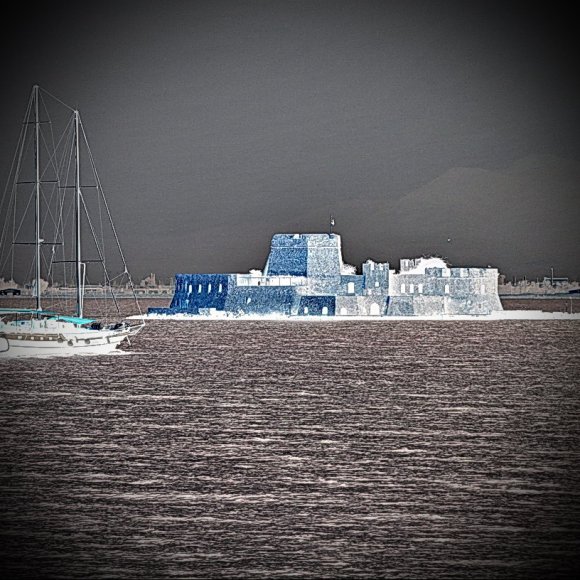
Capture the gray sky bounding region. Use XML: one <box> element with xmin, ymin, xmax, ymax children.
<box><xmin>2</xmin><ymin>1</ymin><xmax>579</xmax><ymax>282</ymax></box>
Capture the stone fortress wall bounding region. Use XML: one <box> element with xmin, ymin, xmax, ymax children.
<box><xmin>149</xmin><ymin>233</ymin><xmax>503</xmax><ymax>317</ymax></box>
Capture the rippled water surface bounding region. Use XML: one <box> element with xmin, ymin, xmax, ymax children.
<box><xmin>1</xmin><ymin>319</ymin><xmax>579</xmax><ymax>578</ymax></box>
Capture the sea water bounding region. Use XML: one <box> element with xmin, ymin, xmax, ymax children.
<box><xmin>0</xmin><ymin>319</ymin><xmax>579</xmax><ymax>578</ymax></box>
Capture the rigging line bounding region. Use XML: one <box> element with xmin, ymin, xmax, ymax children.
<box><xmin>0</xmin><ymin>92</ymin><xmax>34</xmax><ymax>213</ymax></box>
<box><xmin>39</xmin><ymin>91</ymin><xmax>60</xmax><ymax>179</ymax></box>
<box><xmin>10</xmin><ymin>190</ymin><xmax>16</xmax><ymax>280</ymax></box>
<box><xmin>53</xmin><ymin>159</ymin><xmax>69</xmax><ymax>272</ymax></box>
<box><xmin>54</xmin><ymin>115</ymin><xmax>74</xmax><ymax>174</ymax></box>
<box><xmin>40</xmin><ymin>185</ymin><xmax>60</xmax><ymax>235</ymax></box>
<box><xmin>0</xmin><ymin>95</ymin><xmax>34</xmax><ymax>255</ymax></box>
<box><xmin>79</xmin><ymin>191</ymin><xmax>105</xmax><ymax>260</ymax></box>
<box><xmin>75</xmin><ymin>115</ymin><xmax>107</xmax><ymax>284</ymax></box>
<box><xmin>55</xmin><ymin>126</ymin><xmax>74</xmax><ymax>245</ymax></box>
<box><xmin>0</xmin><ymin>190</ymin><xmax>17</xmax><ymax>264</ymax></box>
<box><xmin>46</xmin><ymin>169</ymin><xmax>65</xmax><ymax>277</ymax></box>
<box><xmin>39</xmin><ymin>160</ymin><xmax>64</xmax><ymax>238</ymax></box>
<box><xmin>7</xmin><ymin>99</ymin><xmax>42</xmax><ymax>250</ymax></box>
<box><xmin>79</xmin><ymin>192</ymin><xmax>122</xmax><ymax>316</ymax></box>
<box><xmin>39</xmin><ymin>87</ymin><xmax>75</xmax><ymax>113</ymax></box>
<box><xmin>1</xmin><ymin>186</ymin><xmax>38</xmax><ymax>280</ymax></box>
<box><xmin>7</xmin><ymin>115</ymin><xmax>54</xmax><ymax>247</ymax></box>
<box><xmin>79</xmin><ymin>119</ymin><xmax>142</xmax><ymax>315</ymax></box>
<box><xmin>57</xmin><ymin>128</ymin><xmax>77</xmax><ymax>263</ymax></box>
<box><xmin>37</xmin><ymin>93</ymin><xmax>58</xmax><ymax>182</ymax></box>
<box><xmin>38</xmin><ymin>119</ymin><xmax>75</xmax><ymax>239</ymax></box>
<box><xmin>49</xmin><ymin>190</ymin><xmax>68</xmax><ymax>277</ymax></box>
<box><xmin>37</xmin><ymin>93</ymin><xmax>74</xmax><ymax>291</ymax></box>
<box><xmin>57</xmin><ymin>122</ymin><xmax>75</xmax><ymax>197</ymax></box>
<box><xmin>37</xmin><ymin>119</ymin><xmax>75</xmax><ymax>247</ymax></box>
<box><xmin>24</xmin><ymin>248</ymin><xmax>35</xmax><ymax>290</ymax></box>
<box><xmin>94</xmin><ymin>161</ymin><xmax>107</xmax><ymax>285</ymax></box>
<box><xmin>0</xmin><ymin>200</ymin><xmax>15</xmax><ymax>261</ymax></box>
<box><xmin>40</xmin><ymin>246</ymin><xmax>53</xmax><ymax>281</ymax></box>
<box><xmin>9</xmin><ymin>188</ymin><xmax>36</xmax><ymax>247</ymax></box>
<box><xmin>38</xmin><ymin>115</ymin><xmax>74</xmax><ymax>183</ymax></box>
<box><xmin>46</xmin><ymin>241</ymin><xmax>57</xmax><ymax>281</ymax></box>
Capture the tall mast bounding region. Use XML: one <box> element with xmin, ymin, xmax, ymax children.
<box><xmin>33</xmin><ymin>85</ymin><xmax>41</xmax><ymax>312</ymax></box>
<box><xmin>74</xmin><ymin>110</ymin><xmax>83</xmax><ymax>318</ymax></box>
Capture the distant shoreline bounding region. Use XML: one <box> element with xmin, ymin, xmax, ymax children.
<box><xmin>500</xmin><ymin>294</ymin><xmax>580</xmax><ymax>299</ymax></box>
<box><xmin>2</xmin><ymin>292</ymin><xmax>579</xmax><ymax>300</ymax></box>
<box><xmin>2</xmin><ymin>295</ymin><xmax>578</xmax><ymax>316</ymax></box>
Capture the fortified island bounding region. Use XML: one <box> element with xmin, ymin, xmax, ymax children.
<box><xmin>149</xmin><ymin>233</ymin><xmax>503</xmax><ymax>317</ymax></box>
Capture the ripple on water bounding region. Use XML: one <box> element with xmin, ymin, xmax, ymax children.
<box><xmin>0</xmin><ymin>319</ymin><xmax>579</xmax><ymax>578</ymax></box>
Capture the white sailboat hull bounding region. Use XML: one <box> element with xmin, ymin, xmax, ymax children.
<box><xmin>0</xmin><ymin>319</ymin><xmax>143</xmax><ymax>358</ymax></box>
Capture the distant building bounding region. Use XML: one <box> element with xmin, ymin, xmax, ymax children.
<box><xmin>150</xmin><ymin>233</ymin><xmax>503</xmax><ymax>317</ymax></box>
<box><xmin>140</xmin><ymin>273</ymin><xmax>157</xmax><ymax>288</ymax></box>
<box><xmin>542</xmin><ymin>276</ymin><xmax>569</xmax><ymax>287</ymax></box>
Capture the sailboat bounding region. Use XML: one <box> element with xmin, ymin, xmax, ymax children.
<box><xmin>0</xmin><ymin>85</ymin><xmax>144</xmax><ymax>357</ymax></box>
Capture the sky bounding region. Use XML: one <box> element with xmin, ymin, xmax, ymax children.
<box><xmin>1</xmin><ymin>0</ymin><xmax>579</xmax><ymax>283</ymax></box>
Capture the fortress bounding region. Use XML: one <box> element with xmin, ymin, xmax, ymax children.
<box><xmin>149</xmin><ymin>233</ymin><xmax>503</xmax><ymax>317</ymax></box>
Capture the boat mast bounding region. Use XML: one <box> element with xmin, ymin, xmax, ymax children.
<box><xmin>33</xmin><ymin>85</ymin><xmax>41</xmax><ymax>313</ymax></box>
<box><xmin>74</xmin><ymin>110</ymin><xmax>83</xmax><ymax>318</ymax></box>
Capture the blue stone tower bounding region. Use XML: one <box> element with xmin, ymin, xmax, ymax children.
<box><xmin>263</xmin><ymin>233</ymin><xmax>343</xmax><ymax>277</ymax></box>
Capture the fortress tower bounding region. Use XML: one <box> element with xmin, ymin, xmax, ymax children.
<box><xmin>263</xmin><ymin>233</ymin><xmax>344</xmax><ymax>278</ymax></box>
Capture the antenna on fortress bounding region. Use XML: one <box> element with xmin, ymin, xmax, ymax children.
<box><xmin>329</xmin><ymin>214</ymin><xmax>335</xmax><ymax>235</ymax></box>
